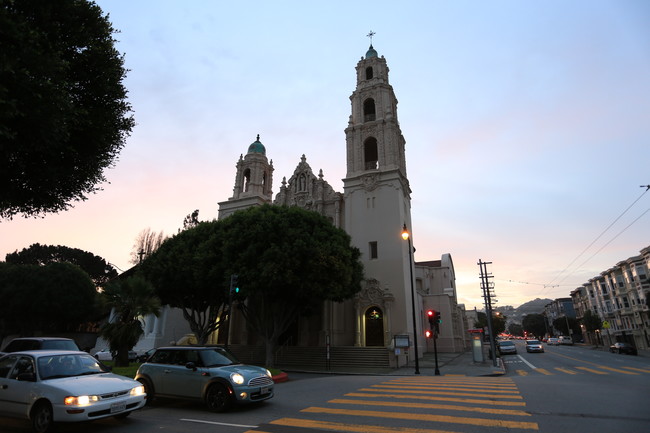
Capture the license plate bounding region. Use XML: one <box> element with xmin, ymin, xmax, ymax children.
<box><xmin>110</xmin><ymin>401</ymin><xmax>126</xmax><ymax>413</ymax></box>
<box><xmin>260</xmin><ymin>386</ymin><xmax>270</xmax><ymax>395</ymax></box>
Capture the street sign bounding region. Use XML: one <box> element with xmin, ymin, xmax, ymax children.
<box><xmin>602</xmin><ymin>321</ymin><xmax>610</xmax><ymax>329</ymax></box>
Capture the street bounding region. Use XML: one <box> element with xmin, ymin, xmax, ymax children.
<box><xmin>3</xmin><ymin>343</ymin><xmax>649</xmax><ymax>433</ymax></box>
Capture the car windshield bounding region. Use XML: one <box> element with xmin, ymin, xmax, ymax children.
<box><xmin>38</xmin><ymin>354</ymin><xmax>109</xmax><ymax>379</ymax></box>
<box><xmin>200</xmin><ymin>348</ymin><xmax>240</xmax><ymax>367</ymax></box>
<box><xmin>527</xmin><ymin>340</ymin><xmax>541</xmax><ymax>344</ymax></box>
<box><xmin>499</xmin><ymin>341</ymin><xmax>514</xmax><ymax>346</ymax></box>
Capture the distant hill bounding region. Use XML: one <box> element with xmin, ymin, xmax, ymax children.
<box><xmin>516</xmin><ymin>298</ymin><xmax>552</xmax><ymax>316</ymax></box>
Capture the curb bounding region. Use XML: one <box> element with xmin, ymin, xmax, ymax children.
<box><xmin>272</xmin><ymin>372</ymin><xmax>289</xmax><ymax>383</ymax></box>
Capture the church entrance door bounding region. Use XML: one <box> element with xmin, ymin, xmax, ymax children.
<box><xmin>365</xmin><ymin>307</ymin><xmax>384</xmax><ymax>346</ymax></box>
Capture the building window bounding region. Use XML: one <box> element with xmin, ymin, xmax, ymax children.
<box><xmin>364</xmin><ymin>137</ymin><xmax>378</xmax><ymax>170</ymax></box>
<box><xmin>365</xmin><ymin>66</ymin><xmax>373</xmax><ymax>80</ymax></box>
<box><xmin>363</xmin><ymin>98</ymin><xmax>376</xmax><ymax>122</ymax></box>
<box><xmin>369</xmin><ymin>241</ymin><xmax>378</xmax><ymax>259</ymax></box>
<box><xmin>243</xmin><ymin>169</ymin><xmax>251</xmax><ymax>192</ymax></box>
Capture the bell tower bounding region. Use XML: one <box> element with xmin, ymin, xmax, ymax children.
<box><xmin>343</xmin><ymin>42</ymin><xmax>417</xmax><ymax>349</ymax></box>
<box><xmin>218</xmin><ymin>135</ymin><xmax>274</xmax><ymax>219</ymax></box>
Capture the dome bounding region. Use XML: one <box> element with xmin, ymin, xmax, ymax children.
<box><xmin>365</xmin><ymin>44</ymin><xmax>378</xmax><ymax>59</ymax></box>
<box><xmin>247</xmin><ymin>134</ymin><xmax>266</xmax><ymax>155</ymax></box>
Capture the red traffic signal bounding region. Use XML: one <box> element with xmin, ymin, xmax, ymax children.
<box><xmin>425</xmin><ymin>329</ymin><xmax>433</xmax><ymax>338</ymax></box>
<box><xmin>427</xmin><ymin>310</ymin><xmax>436</xmax><ymax>326</ymax></box>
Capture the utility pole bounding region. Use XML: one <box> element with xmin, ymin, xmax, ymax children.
<box><xmin>479</xmin><ymin>260</ymin><xmax>498</xmax><ymax>367</ymax></box>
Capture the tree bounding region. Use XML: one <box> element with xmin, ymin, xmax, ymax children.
<box><xmin>5</xmin><ymin>243</ymin><xmax>118</xmax><ymax>288</ymax></box>
<box><xmin>507</xmin><ymin>323</ymin><xmax>523</xmax><ymax>337</ymax></box>
<box><xmin>221</xmin><ymin>205</ymin><xmax>364</xmax><ymax>367</ymax></box>
<box><xmin>0</xmin><ymin>262</ymin><xmax>98</xmax><ymax>338</ymax></box>
<box><xmin>130</xmin><ymin>228</ymin><xmax>167</xmax><ymax>265</ymax></box>
<box><xmin>581</xmin><ymin>309</ymin><xmax>603</xmax><ymax>347</ymax></box>
<box><xmin>553</xmin><ymin>316</ymin><xmax>579</xmax><ymax>336</ymax></box>
<box><xmin>0</xmin><ymin>0</ymin><xmax>134</xmax><ymax>219</ymax></box>
<box><xmin>141</xmin><ymin>221</ymin><xmax>228</xmax><ymax>345</ymax></box>
<box><xmin>182</xmin><ymin>209</ymin><xmax>200</xmax><ymax>231</ymax></box>
<box><xmin>99</xmin><ymin>274</ymin><xmax>160</xmax><ymax>367</ymax></box>
<box><xmin>522</xmin><ymin>313</ymin><xmax>547</xmax><ymax>338</ymax></box>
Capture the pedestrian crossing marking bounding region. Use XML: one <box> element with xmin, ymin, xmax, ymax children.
<box><xmin>329</xmin><ymin>398</ymin><xmax>530</xmax><ymax>416</ymax></box>
<box><xmin>597</xmin><ymin>366</ymin><xmax>639</xmax><ymax>375</ymax></box>
<box><xmin>575</xmin><ymin>366</ymin><xmax>608</xmax><ymax>375</ymax></box>
<box><xmin>554</xmin><ymin>367</ymin><xmax>578</xmax><ymax>374</ymax></box>
<box><xmin>533</xmin><ymin>368</ymin><xmax>553</xmax><ymax>375</ymax></box>
<box><xmin>344</xmin><ymin>392</ymin><xmax>527</xmax><ymax>407</ymax></box>
<box><xmin>301</xmin><ymin>407</ymin><xmax>540</xmax><ymax>430</ymax></box>
<box><xmin>265</xmin><ymin>417</ymin><xmax>463</xmax><ymax>433</ymax></box>
<box><xmin>361</xmin><ymin>387</ymin><xmax>523</xmax><ymax>400</ymax></box>
<box><xmin>370</xmin><ymin>384</ymin><xmax>520</xmax><ymax>395</ymax></box>
<box><xmin>622</xmin><ymin>366</ymin><xmax>650</xmax><ymax>373</ymax></box>
<box><xmin>516</xmin><ymin>369</ymin><xmax>528</xmax><ymax>376</ymax></box>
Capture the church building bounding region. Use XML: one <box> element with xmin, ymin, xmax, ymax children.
<box><xmin>216</xmin><ymin>44</ymin><xmax>467</xmax><ymax>364</ymax></box>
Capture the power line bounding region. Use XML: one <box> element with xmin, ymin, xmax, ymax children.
<box><xmin>546</xmin><ymin>186</ymin><xmax>649</xmax><ymax>287</ymax></box>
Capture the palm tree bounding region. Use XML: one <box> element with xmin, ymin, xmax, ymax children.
<box><xmin>99</xmin><ymin>274</ymin><xmax>161</xmax><ymax>366</ymax></box>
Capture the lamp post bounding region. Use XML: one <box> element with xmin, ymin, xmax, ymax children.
<box><xmin>401</xmin><ymin>224</ymin><xmax>420</xmax><ymax>375</ymax></box>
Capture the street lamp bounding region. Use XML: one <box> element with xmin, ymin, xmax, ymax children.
<box><xmin>401</xmin><ymin>224</ymin><xmax>420</xmax><ymax>375</ymax></box>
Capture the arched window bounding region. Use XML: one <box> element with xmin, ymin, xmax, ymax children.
<box><xmin>365</xmin><ymin>66</ymin><xmax>373</xmax><ymax>80</ymax></box>
<box><xmin>363</xmin><ymin>98</ymin><xmax>376</xmax><ymax>122</ymax></box>
<box><xmin>364</xmin><ymin>137</ymin><xmax>378</xmax><ymax>170</ymax></box>
<box><xmin>243</xmin><ymin>169</ymin><xmax>251</xmax><ymax>192</ymax></box>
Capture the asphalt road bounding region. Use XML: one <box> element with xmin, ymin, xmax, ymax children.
<box><xmin>3</xmin><ymin>344</ymin><xmax>649</xmax><ymax>433</ymax></box>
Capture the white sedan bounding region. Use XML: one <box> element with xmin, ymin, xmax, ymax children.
<box><xmin>0</xmin><ymin>350</ymin><xmax>146</xmax><ymax>433</ymax></box>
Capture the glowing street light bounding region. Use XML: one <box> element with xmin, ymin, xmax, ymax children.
<box><xmin>402</xmin><ymin>224</ymin><xmax>420</xmax><ymax>375</ymax></box>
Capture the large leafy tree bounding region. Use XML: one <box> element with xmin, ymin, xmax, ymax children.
<box><xmin>5</xmin><ymin>243</ymin><xmax>118</xmax><ymax>288</ymax></box>
<box><xmin>0</xmin><ymin>262</ymin><xmax>98</xmax><ymax>338</ymax></box>
<box><xmin>141</xmin><ymin>221</ymin><xmax>229</xmax><ymax>345</ymax></box>
<box><xmin>522</xmin><ymin>313</ymin><xmax>547</xmax><ymax>338</ymax></box>
<box><xmin>0</xmin><ymin>0</ymin><xmax>134</xmax><ymax>219</ymax></box>
<box><xmin>99</xmin><ymin>274</ymin><xmax>160</xmax><ymax>367</ymax></box>
<box><xmin>221</xmin><ymin>205</ymin><xmax>364</xmax><ymax>367</ymax></box>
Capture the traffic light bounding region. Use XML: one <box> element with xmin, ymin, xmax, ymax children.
<box><xmin>230</xmin><ymin>274</ymin><xmax>239</xmax><ymax>295</ymax></box>
<box><xmin>425</xmin><ymin>329</ymin><xmax>433</xmax><ymax>338</ymax></box>
<box><xmin>427</xmin><ymin>310</ymin><xmax>436</xmax><ymax>327</ymax></box>
<box><xmin>435</xmin><ymin>311</ymin><xmax>441</xmax><ymax>324</ymax></box>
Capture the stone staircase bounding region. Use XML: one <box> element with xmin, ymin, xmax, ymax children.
<box><xmin>228</xmin><ymin>344</ymin><xmax>391</xmax><ymax>372</ymax></box>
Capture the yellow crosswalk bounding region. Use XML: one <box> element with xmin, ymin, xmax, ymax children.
<box><xmin>248</xmin><ymin>376</ymin><xmax>538</xmax><ymax>433</ymax></box>
<box><xmin>512</xmin><ymin>363</ymin><xmax>649</xmax><ymax>376</ymax></box>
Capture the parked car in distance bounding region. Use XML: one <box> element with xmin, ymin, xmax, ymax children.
<box><xmin>609</xmin><ymin>342</ymin><xmax>637</xmax><ymax>355</ymax></box>
<box><xmin>497</xmin><ymin>340</ymin><xmax>517</xmax><ymax>355</ymax></box>
<box><xmin>525</xmin><ymin>340</ymin><xmax>544</xmax><ymax>353</ymax></box>
<box><xmin>547</xmin><ymin>337</ymin><xmax>559</xmax><ymax>345</ymax></box>
<box><xmin>0</xmin><ymin>350</ymin><xmax>146</xmax><ymax>432</ymax></box>
<box><xmin>136</xmin><ymin>348</ymin><xmax>156</xmax><ymax>363</ymax></box>
<box><xmin>135</xmin><ymin>346</ymin><xmax>274</xmax><ymax>412</ymax></box>
<box><xmin>0</xmin><ymin>337</ymin><xmax>79</xmax><ymax>356</ymax></box>
<box><xmin>94</xmin><ymin>349</ymin><xmax>137</xmax><ymax>362</ymax></box>
<box><xmin>558</xmin><ymin>336</ymin><xmax>573</xmax><ymax>345</ymax></box>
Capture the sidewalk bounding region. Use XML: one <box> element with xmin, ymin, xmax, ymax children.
<box><xmin>274</xmin><ymin>348</ymin><xmax>505</xmax><ymax>381</ymax></box>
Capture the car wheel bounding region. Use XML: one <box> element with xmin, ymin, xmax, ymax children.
<box><xmin>31</xmin><ymin>401</ymin><xmax>54</xmax><ymax>433</ymax></box>
<box><xmin>205</xmin><ymin>383</ymin><xmax>232</xmax><ymax>412</ymax></box>
<box><xmin>138</xmin><ymin>378</ymin><xmax>155</xmax><ymax>405</ymax></box>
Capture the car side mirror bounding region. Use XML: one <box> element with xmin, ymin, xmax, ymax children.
<box><xmin>185</xmin><ymin>362</ymin><xmax>197</xmax><ymax>371</ymax></box>
<box><xmin>17</xmin><ymin>373</ymin><xmax>36</xmax><ymax>382</ymax></box>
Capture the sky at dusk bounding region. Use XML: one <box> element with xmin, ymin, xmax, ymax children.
<box><xmin>1</xmin><ymin>0</ymin><xmax>649</xmax><ymax>310</ymax></box>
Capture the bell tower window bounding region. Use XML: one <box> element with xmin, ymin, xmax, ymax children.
<box><xmin>365</xmin><ymin>66</ymin><xmax>373</xmax><ymax>80</ymax></box>
<box><xmin>364</xmin><ymin>137</ymin><xmax>378</xmax><ymax>170</ymax></box>
<box><xmin>243</xmin><ymin>169</ymin><xmax>251</xmax><ymax>192</ymax></box>
<box><xmin>363</xmin><ymin>98</ymin><xmax>376</xmax><ymax>122</ymax></box>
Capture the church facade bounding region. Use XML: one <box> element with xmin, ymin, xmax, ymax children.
<box><xmin>216</xmin><ymin>45</ymin><xmax>468</xmax><ymax>359</ymax></box>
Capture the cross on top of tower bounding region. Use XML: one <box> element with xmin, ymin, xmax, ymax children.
<box><xmin>366</xmin><ymin>30</ymin><xmax>376</xmax><ymax>45</ymax></box>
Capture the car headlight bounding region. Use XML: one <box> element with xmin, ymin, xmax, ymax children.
<box><xmin>64</xmin><ymin>395</ymin><xmax>99</xmax><ymax>406</ymax></box>
<box><xmin>131</xmin><ymin>385</ymin><xmax>145</xmax><ymax>396</ymax></box>
<box><xmin>230</xmin><ymin>373</ymin><xmax>244</xmax><ymax>385</ymax></box>
<box><xmin>265</xmin><ymin>369</ymin><xmax>272</xmax><ymax>378</ymax></box>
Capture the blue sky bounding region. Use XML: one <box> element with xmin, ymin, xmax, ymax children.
<box><xmin>1</xmin><ymin>0</ymin><xmax>649</xmax><ymax>309</ymax></box>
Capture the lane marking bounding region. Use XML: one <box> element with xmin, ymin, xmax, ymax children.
<box><xmin>301</xmin><ymin>406</ymin><xmax>540</xmax><ymax>430</ymax></box>
<box><xmin>371</xmin><ymin>384</ymin><xmax>519</xmax><ymax>394</ymax></box>
<box><xmin>328</xmin><ymin>398</ymin><xmax>531</xmax><ymax>416</ymax></box>
<box><xmin>181</xmin><ymin>418</ymin><xmax>257</xmax><ymax>428</ymax></box>
<box><xmin>361</xmin><ymin>387</ymin><xmax>523</xmax><ymax>400</ymax></box>
<box><xmin>516</xmin><ymin>354</ymin><xmax>537</xmax><ymax>369</ymax></box>
<box><xmin>516</xmin><ymin>370</ymin><xmax>529</xmax><ymax>376</ymax></box>
<box><xmin>533</xmin><ymin>368</ymin><xmax>553</xmax><ymax>375</ymax></box>
<box><xmin>622</xmin><ymin>366</ymin><xmax>650</xmax><ymax>373</ymax></box>
<box><xmin>596</xmin><ymin>365</ymin><xmax>639</xmax><ymax>375</ymax></box>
